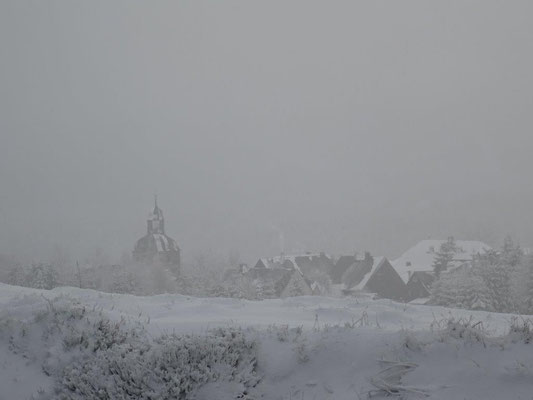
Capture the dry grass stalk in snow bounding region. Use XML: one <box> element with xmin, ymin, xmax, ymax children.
<box><xmin>369</xmin><ymin>360</ymin><xmax>428</xmax><ymax>398</ymax></box>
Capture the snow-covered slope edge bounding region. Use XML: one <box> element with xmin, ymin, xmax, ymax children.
<box><xmin>1</xmin><ymin>283</ymin><xmax>532</xmax><ymax>399</ymax></box>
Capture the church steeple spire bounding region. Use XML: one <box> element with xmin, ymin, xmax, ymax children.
<box><xmin>147</xmin><ymin>196</ymin><xmax>165</xmax><ymax>234</ymax></box>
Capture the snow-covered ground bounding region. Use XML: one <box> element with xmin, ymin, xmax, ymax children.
<box><xmin>1</xmin><ymin>282</ymin><xmax>532</xmax><ymax>399</ymax></box>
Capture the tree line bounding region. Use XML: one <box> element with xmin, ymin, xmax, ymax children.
<box><xmin>430</xmin><ymin>236</ymin><xmax>533</xmax><ymax>314</ymax></box>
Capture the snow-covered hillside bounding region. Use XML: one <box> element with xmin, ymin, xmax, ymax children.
<box><xmin>1</xmin><ymin>283</ymin><xmax>532</xmax><ymax>399</ymax></box>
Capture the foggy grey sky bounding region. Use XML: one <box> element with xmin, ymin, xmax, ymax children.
<box><xmin>1</xmin><ymin>1</ymin><xmax>533</xmax><ymax>264</ymax></box>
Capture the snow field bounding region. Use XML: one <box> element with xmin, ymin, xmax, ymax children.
<box><xmin>1</xmin><ymin>283</ymin><xmax>533</xmax><ymax>399</ymax></box>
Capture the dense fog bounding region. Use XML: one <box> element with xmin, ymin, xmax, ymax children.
<box><xmin>2</xmin><ymin>1</ymin><xmax>533</xmax><ymax>265</ymax></box>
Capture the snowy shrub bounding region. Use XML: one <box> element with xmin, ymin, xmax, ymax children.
<box><xmin>507</xmin><ymin>317</ymin><xmax>533</xmax><ymax>344</ymax></box>
<box><xmin>275</xmin><ymin>324</ymin><xmax>290</xmax><ymax>342</ymax></box>
<box><xmin>0</xmin><ymin>299</ymin><xmax>259</xmax><ymax>400</ymax></box>
<box><xmin>398</xmin><ymin>331</ymin><xmax>423</xmax><ymax>352</ymax></box>
<box><xmin>266</xmin><ymin>324</ymin><xmax>310</xmax><ymax>364</ymax></box>
<box><xmin>294</xmin><ymin>339</ymin><xmax>309</xmax><ymax>364</ymax></box>
<box><xmin>57</xmin><ymin>328</ymin><xmax>259</xmax><ymax>400</ymax></box>
<box><xmin>431</xmin><ymin>316</ymin><xmax>487</xmax><ymax>346</ymax></box>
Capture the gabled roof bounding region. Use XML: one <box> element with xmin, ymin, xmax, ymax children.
<box><xmin>254</xmin><ymin>253</ymin><xmax>333</xmax><ymax>276</ymax></box>
<box><xmin>408</xmin><ymin>270</ymin><xmax>435</xmax><ymax>285</ymax></box>
<box><xmin>407</xmin><ymin>271</ymin><xmax>434</xmax><ymax>292</ymax></box>
<box><xmin>247</xmin><ymin>266</ymin><xmax>311</xmax><ymax>298</ymax></box>
<box><xmin>251</xmin><ymin>254</ymin><xmax>332</xmax><ymax>297</ymax></box>
<box><xmin>392</xmin><ymin>239</ymin><xmax>491</xmax><ymax>283</ymax></box>
<box><xmin>309</xmin><ymin>281</ymin><xmax>324</xmax><ymax>294</ymax></box>
<box><xmin>341</xmin><ymin>256</ymin><xmax>374</xmax><ymax>290</ymax></box>
<box><xmin>248</xmin><ymin>266</ymin><xmax>291</xmax><ymax>280</ymax></box>
<box><xmin>331</xmin><ymin>255</ymin><xmax>356</xmax><ymax>283</ymax></box>
<box><xmin>352</xmin><ymin>257</ymin><xmax>386</xmax><ymax>291</ymax></box>
<box><xmin>335</xmin><ymin>255</ymin><xmax>356</xmax><ymax>270</ymax></box>
<box><xmin>405</xmin><ymin>271</ymin><xmax>435</xmax><ymax>301</ymax></box>
<box><xmin>342</xmin><ymin>257</ymin><xmax>407</xmax><ymax>301</ymax></box>
<box><xmin>342</xmin><ymin>256</ymin><xmax>388</xmax><ymax>291</ymax></box>
<box><xmin>278</xmin><ymin>270</ymin><xmax>313</xmax><ymax>297</ymax></box>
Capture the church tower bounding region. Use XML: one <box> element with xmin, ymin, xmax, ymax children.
<box><xmin>147</xmin><ymin>195</ymin><xmax>165</xmax><ymax>235</ymax></box>
<box><xmin>133</xmin><ymin>197</ymin><xmax>181</xmax><ymax>275</ymax></box>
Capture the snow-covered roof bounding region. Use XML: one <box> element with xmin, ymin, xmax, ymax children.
<box><xmin>352</xmin><ymin>256</ymin><xmax>385</xmax><ymax>291</ymax></box>
<box><xmin>257</xmin><ymin>257</ymin><xmax>290</xmax><ymax>271</ymax></box>
<box><xmin>152</xmin><ymin>234</ymin><xmax>176</xmax><ymax>252</ymax></box>
<box><xmin>273</xmin><ymin>255</ymin><xmax>304</xmax><ymax>275</ymax></box>
<box><xmin>134</xmin><ymin>233</ymin><xmax>179</xmax><ymax>254</ymax></box>
<box><xmin>257</xmin><ymin>253</ymin><xmax>331</xmax><ymax>276</ymax></box>
<box><xmin>391</xmin><ymin>239</ymin><xmax>491</xmax><ymax>283</ymax></box>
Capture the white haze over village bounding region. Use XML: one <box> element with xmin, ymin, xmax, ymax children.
<box><xmin>2</xmin><ymin>1</ymin><xmax>533</xmax><ymax>264</ymax></box>
<box><xmin>1</xmin><ymin>1</ymin><xmax>533</xmax><ymax>399</ymax></box>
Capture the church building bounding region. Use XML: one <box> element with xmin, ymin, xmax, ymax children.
<box><xmin>133</xmin><ymin>198</ymin><xmax>181</xmax><ymax>275</ymax></box>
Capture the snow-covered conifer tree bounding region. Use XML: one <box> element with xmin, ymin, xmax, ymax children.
<box><xmin>430</xmin><ymin>268</ymin><xmax>492</xmax><ymax>311</ymax></box>
<box><xmin>521</xmin><ymin>256</ymin><xmax>533</xmax><ymax>314</ymax></box>
<box><xmin>432</xmin><ymin>236</ymin><xmax>458</xmax><ymax>278</ymax></box>
<box><xmin>500</xmin><ymin>235</ymin><xmax>523</xmax><ymax>268</ymax></box>
<box><xmin>472</xmin><ymin>250</ymin><xmax>512</xmax><ymax>313</ymax></box>
<box><xmin>28</xmin><ymin>263</ymin><xmax>58</xmax><ymax>289</ymax></box>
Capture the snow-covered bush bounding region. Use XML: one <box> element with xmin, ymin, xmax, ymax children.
<box><xmin>1</xmin><ymin>298</ymin><xmax>259</xmax><ymax>400</ymax></box>
<box><xmin>57</xmin><ymin>328</ymin><xmax>259</xmax><ymax>400</ymax></box>
<box><xmin>438</xmin><ymin>317</ymin><xmax>487</xmax><ymax>345</ymax></box>
<box><xmin>507</xmin><ymin>317</ymin><xmax>533</xmax><ymax>344</ymax></box>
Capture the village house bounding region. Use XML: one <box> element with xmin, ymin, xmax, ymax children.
<box><xmin>254</xmin><ymin>252</ymin><xmax>334</xmax><ymax>277</ymax></box>
<box><xmin>341</xmin><ymin>256</ymin><xmax>406</xmax><ymax>301</ymax></box>
<box><xmin>248</xmin><ymin>252</ymin><xmax>333</xmax><ymax>298</ymax></box>
<box><xmin>404</xmin><ymin>271</ymin><xmax>434</xmax><ymax>301</ymax></box>
<box><xmin>245</xmin><ymin>264</ymin><xmax>312</xmax><ymax>298</ymax></box>
<box><xmin>392</xmin><ymin>239</ymin><xmax>492</xmax><ymax>301</ymax></box>
<box><xmin>331</xmin><ymin>252</ymin><xmax>373</xmax><ymax>284</ymax></box>
<box><xmin>249</xmin><ymin>252</ymin><xmax>409</xmax><ymax>301</ymax></box>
